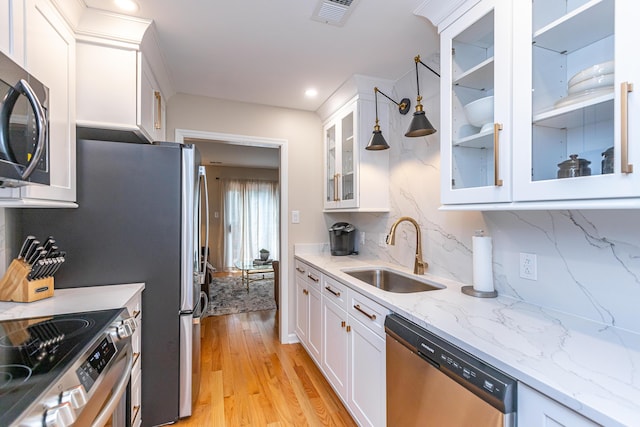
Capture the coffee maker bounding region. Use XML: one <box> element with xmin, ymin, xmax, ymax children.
<box><xmin>329</xmin><ymin>222</ymin><xmax>357</xmax><ymax>256</ymax></box>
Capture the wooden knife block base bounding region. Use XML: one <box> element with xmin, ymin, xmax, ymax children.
<box><xmin>0</xmin><ymin>258</ymin><xmax>54</xmax><ymax>302</ymax></box>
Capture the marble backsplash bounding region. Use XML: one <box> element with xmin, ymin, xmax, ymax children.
<box><xmin>328</xmin><ymin>65</ymin><xmax>640</xmax><ymax>335</ymax></box>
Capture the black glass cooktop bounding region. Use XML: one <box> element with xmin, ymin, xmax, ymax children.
<box><xmin>0</xmin><ymin>308</ymin><xmax>122</xmax><ymax>426</ymax></box>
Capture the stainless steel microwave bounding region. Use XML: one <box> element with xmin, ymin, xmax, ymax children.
<box><xmin>0</xmin><ymin>50</ymin><xmax>49</xmax><ymax>187</ymax></box>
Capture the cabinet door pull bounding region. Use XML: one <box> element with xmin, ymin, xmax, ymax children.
<box><xmin>154</xmin><ymin>91</ymin><xmax>162</xmax><ymax>130</ymax></box>
<box><xmin>341</xmin><ymin>320</ymin><xmax>346</xmax><ymax>328</ymax></box>
<box><xmin>296</xmin><ymin>267</ymin><xmax>305</xmax><ymax>274</ymax></box>
<box><xmin>307</xmin><ymin>273</ymin><xmax>319</xmax><ymax>282</ymax></box>
<box><xmin>334</xmin><ymin>173</ymin><xmax>340</xmax><ymax>201</ymax></box>
<box><xmin>621</xmin><ymin>82</ymin><xmax>634</xmax><ymax>174</ymax></box>
<box><xmin>493</xmin><ymin>123</ymin><xmax>504</xmax><ymax>186</ymax></box>
<box><xmin>325</xmin><ymin>286</ymin><xmax>341</xmax><ymax>297</ymax></box>
<box><xmin>303</xmin><ymin>288</ymin><xmax>309</xmax><ymax>295</ymax></box>
<box><xmin>353</xmin><ymin>304</ymin><xmax>376</xmax><ymax>320</ymax></box>
<box><xmin>346</xmin><ymin>325</ymin><xmax>351</xmax><ymax>333</ymax></box>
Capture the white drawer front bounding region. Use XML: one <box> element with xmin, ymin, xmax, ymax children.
<box><xmin>349</xmin><ymin>292</ymin><xmax>390</xmax><ymax>338</ymax></box>
<box><xmin>322</xmin><ymin>276</ymin><xmax>349</xmax><ymax>310</ymax></box>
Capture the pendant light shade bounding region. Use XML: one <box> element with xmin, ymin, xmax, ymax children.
<box><xmin>405</xmin><ymin>55</ymin><xmax>440</xmax><ymax>138</ymax></box>
<box><xmin>366</xmin><ymin>87</ymin><xmax>410</xmax><ymax>151</ymax></box>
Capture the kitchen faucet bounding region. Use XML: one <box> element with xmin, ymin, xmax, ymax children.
<box><xmin>386</xmin><ymin>216</ymin><xmax>428</xmax><ymax>275</ymax></box>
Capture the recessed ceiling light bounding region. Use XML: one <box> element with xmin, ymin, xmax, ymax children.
<box><xmin>114</xmin><ymin>0</ymin><xmax>139</xmax><ymax>12</ymax></box>
<box><xmin>305</xmin><ymin>88</ymin><xmax>318</xmax><ymax>98</ymax></box>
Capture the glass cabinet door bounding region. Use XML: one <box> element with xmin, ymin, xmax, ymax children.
<box><xmin>326</xmin><ymin>123</ymin><xmax>337</xmax><ymax>204</ymax></box>
<box><xmin>340</xmin><ymin>111</ymin><xmax>355</xmax><ymax>203</ymax></box>
<box><xmin>513</xmin><ymin>0</ymin><xmax>640</xmax><ymax>202</ymax></box>
<box><xmin>440</xmin><ymin>0</ymin><xmax>512</xmax><ymax>204</ymax></box>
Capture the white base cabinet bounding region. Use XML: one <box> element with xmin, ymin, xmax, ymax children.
<box><xmin>297</xmin><ymin>269</ymin><xmax>389</xmax><ymax>427</ymax></box>
<box><xmin>124</xmin><ymin>288</ymin><xmax>143</xmax><ymax>426</ymax></box>
<box><xmin>294</xmin><ymin>260</ymin><xmax>322</xmax><ymax>364</ymax></box>
<box><xmin>518</xmin><ymin>382</ymin><xmax>598</xmax><ymax>427</ymax></box>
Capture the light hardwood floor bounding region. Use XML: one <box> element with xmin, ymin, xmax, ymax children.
<box><xmin>175</xmin><ymin>309</ymin><xmax>357</xmax><ymax>427</ymax></box>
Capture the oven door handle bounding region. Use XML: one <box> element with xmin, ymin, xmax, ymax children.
<box><xmin>90</xmin><ymin>348</ymin><xmax>134</xmax><ymax>427</ymax></box>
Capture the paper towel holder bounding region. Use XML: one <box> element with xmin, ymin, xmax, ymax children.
<box><xmin>461</xmin><ymin>285</ymin><xmax>497</xmax><ymax>298</ymax></box>
<box><xmin>462</xmin><ymin>229</ymin><xmax>498</xmax><ymax>298</ymax></box>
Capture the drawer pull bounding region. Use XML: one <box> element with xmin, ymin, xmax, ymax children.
<box><xmin>353</xmin><ymin>304</ymin><xmax>376</xmax><ymax>320</ymax></box>
<box><xmin>133</xmin><ymin>352</ymin><xmax>141</xmax><ymax>365</ymax></box>
<box><xmin>308</xmin><ymin>274</ymin><xmax>319</xmax><ymax>282</ymax></box>
<box><xmin>133</xmin><ymin>310</ymin><xmax>141</xmax><ymax>318</ymax></box>
<box><xmin>346</xmin><ymin>325</ymin><xmax>351</xmax><ymax>333</ymax></box>
<box><xmin>296</xmin><ymin>267</ymin><xmax>306</xmax><ymax>274</ymax></box>
<box><xmin>325</xmin><ymin>286</ymin><xmax>341</xmax><ymax>297</ymax></box>
<box><xmin>341</xmin><ymin>321</ymin><xmax>346</xmax><ymax>328</ymax></box>
<box><xmin>303</xmin><ymin>289</ymin><xmax>309</xmax><ymax>295</ymax></box>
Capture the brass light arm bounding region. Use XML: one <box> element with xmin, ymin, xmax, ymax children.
<box><xmin>386</xmin><ymin>216</ymin><xmax>428</xmax><ymax>275</ymax></box>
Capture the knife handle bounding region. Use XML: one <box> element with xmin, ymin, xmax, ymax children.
<box><xmin>18</xmin><ymin>236</ymin><xmax>36</xmax><ymax>259</ymax></box>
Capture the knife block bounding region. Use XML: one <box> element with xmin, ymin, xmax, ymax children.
<box><xmin>0</xmin><ymin>258</ymin><xmax>54</xmax><ymax>302</ymax></box>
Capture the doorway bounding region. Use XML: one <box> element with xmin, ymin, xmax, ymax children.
<box><xmin>174</xmin><ymin>129</ymin><xmax>289</xmax><ymax>343</ymax></box>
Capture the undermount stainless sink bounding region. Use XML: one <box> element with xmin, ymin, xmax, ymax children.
<box><xmin>342</xmin><ymin>267</ymin><xmax>445</xmax><ymax>293</ymax></box>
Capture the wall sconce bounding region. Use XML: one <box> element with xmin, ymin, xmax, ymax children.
<box><xmin>366</xmin><ymin>87</ymin><xmax>411</xmax><ymax>151</ymax></box>
<box><xmin>405</xmin><ymin>55</ymin><xmax>441</xmax><ymax>137</ymax></box>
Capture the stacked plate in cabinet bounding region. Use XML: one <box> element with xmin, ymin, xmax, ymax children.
<box><xmin>555</xmin><ymin>61</ymin><xmax>614</xmax><ymax>108</ymax></box>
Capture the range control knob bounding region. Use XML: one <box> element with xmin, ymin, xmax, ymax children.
<box><xmin>60</xmin><ymin>385</ymin><xmax>87</xmax><ymax>410</ymax></box>
<box><xmin>44</xmin><ymin>401</ymin><xmax>76</xmax><ymax>427</ymax></box>
<box><xmin>110</xmin><ymin>317</ymin><xmax>137</xmax><ymax>340</ymax></box>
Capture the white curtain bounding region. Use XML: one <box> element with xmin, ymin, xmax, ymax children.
<box><xmin>222</xmin><ymin>179</ymin><xmax>279</xmax><ymax>269</ymax></box>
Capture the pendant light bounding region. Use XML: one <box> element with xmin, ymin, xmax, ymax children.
<box><xmin>366</xmin><ymin>87</ymin><xmax>411</xmax><ymax>151</ymax></box>
<box><xmin>405</xmin><ymin>55</ymin><xmax>440</xmax><ymax>137</ymax></box>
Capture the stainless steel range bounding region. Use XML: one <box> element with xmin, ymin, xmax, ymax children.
<box><xmin>0</xmin><ymin>308</ymin><xmax>136</xmax><ymax>426</ymax></box>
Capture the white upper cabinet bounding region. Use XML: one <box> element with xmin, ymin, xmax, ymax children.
<box><xmin>319</xmin><ymin>75</ymin><xmax>391</xmax><ymax>212</ymax></box>
<box><xmin>0</xmin><ymin>0</ymin><xmax>25</xmax><ymax>62</ymax></box>
<box><xmin>421</xmin><ymin>0</ymin><xmax>640</xmax><ymax>209</ymax></box>
<box><xmin>0</xmin><ymin>0</ymin><xmax>76</xmax><ymax>206</ymax></box>
<box><xmin>74</xmin><ymin>10</ymin><xmax>168</xmax><ymax>143</ymax></box>
<box><xmin>512</xmin><ymin>0</ymin><xmax>640</xmax><ymax>203</ymax></box>
<box><xmin>440</xmin><ymin>0</ymin><xmax>512</xmax><ymax>204</ymax></box>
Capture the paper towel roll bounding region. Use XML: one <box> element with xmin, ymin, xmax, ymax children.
<box><xmin>472</xmin><ymin>235</ymin><xmax>494</xmax><ymax>292</ymax></box>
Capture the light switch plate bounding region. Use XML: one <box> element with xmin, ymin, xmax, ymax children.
<box><xmin>291</xmin><ymin>210</ymin><xmax>300</xmax><ymax>224</ymax></box>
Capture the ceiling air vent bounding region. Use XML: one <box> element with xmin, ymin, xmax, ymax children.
<box><xmin>311</xmin><ymin>0</ymin><xmax>359</xmax><ymax>26</ymax></box>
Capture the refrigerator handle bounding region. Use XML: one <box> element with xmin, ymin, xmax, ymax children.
<box><xmin>199</xmin><ymin>166</ymin><xmax>210</xmax><ymax>277</ymax></box>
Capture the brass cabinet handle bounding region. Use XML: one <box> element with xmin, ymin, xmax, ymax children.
<box><xmin>325</xmin><ymin>286</ymin><xmax>341</xmax><ymax>297</ymax></box>
<box><xmin>303</xmin><ymin>289</ymin><xmax>309</xmax><ymax>295</ymax></box>
<box><xmin>341</xmin><ymin>320</ymin><xmax>346</xmax><ymax>328</ymax></box>
<box><xmin>307</xmin><ymin>273</ymin><xmax>319</xmax><ymax>282</ymax></box>
<box><xmin>346</xmin><ymin>325</ymin><xmax>351</xmax><ymax>333</ymax></box>
<box><xmin>132</xmin><ymin>310</ymin><xmax>141</xmax><ymax>318</ymax></box>
<box><xmin>493</xmin><ymin>123</ymin><xmax>504</xmax><ymax>186</ymax></box>
<box><xmin>133</xmin><ymin>352</ymin><xmax>141</xmax><ymax>365</ymax></box>
<box><xmin>334</xmin><ymin>173</ymin><xmax>340</xmax><ymax>201</ymax></box>
<box><xmin>154</xmin><ymin>91</ymin><xmax>162</xmax><ymax>130</ymax></box>
<box><xmin>295</xmin><ymin>267</ymin><xmax>305</xmax><ymax>274</ymax></box>
<box><xmin>621</xmin><ymin>82</ymin><xmax>634</xmax><ymax>174</ymax></box>
<box><xmin>132</xmin><ymin>405</ymin><xmax>141</xmax><ymax>422</ymax></box>
<box><xmin>353</xmin><ymin>304</ymin><xmax>376</xmax><ymax>320</ymax></box>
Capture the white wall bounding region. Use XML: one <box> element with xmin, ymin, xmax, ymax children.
<box><xmin>353</xmin><ymin>60</ymin><xmax>640</xmax><ymax>334</ymax></box>
<box><xmin>167</xmin><ymin>94</ymin><xmax>327</xmax><ymax>337</ymax></box>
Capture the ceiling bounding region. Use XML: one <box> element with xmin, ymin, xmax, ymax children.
<box><xmin>82</xmin><ymin>0</ymin><xmax>438</xmax><ymax>112</ymax></box>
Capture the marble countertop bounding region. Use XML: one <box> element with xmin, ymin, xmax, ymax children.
<box><xmin>295</xmin><ymin>252</ymin><xmax>640</xmax><ymax>427</ymax></box>
<box><xmin>0</xmin><ymin>283</ymin><xmax>145</xmax><ymax>321</ymax></box>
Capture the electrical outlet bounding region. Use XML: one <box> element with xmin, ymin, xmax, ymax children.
<box><xmin>519</xmin><ymin>253</ymin><xmax>537</xmax><ymax>280</ymax></box>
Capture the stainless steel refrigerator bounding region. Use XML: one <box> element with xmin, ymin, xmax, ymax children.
<box><xmin>16</xmin><ymin>136</ymin><xmax>209</xmax><ymax>426</ymax></box>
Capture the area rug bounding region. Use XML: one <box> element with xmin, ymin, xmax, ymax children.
<box><xmin>207</xmin><ymin>275</ymin><xmax>276</xmax><ymax>316</ymax></box>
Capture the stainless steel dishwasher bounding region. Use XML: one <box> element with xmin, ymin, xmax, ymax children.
<box><xmin>385</xmin><ymin>314</ymin><xmax>516</xmax><ymax>426</ymax></box>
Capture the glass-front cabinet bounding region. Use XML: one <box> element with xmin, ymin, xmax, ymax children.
<box><xmin>440</xmin><ymin>0</ymin><xmax>512</xmax><ymax>204</ymax></box>
<box><xmin>325</xmin><ymin>103</ymin><xmax>357</xmax><ymax>210</ymax></box>
<box><xmin>512</xmin><ymin>0</ymin><xmax>640</xmax><ymax>202</ymax></box>
<box><xmin>323</xmin><ymin>89</ymin><xmax>390</xmax><ymax>212</ymax></box>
